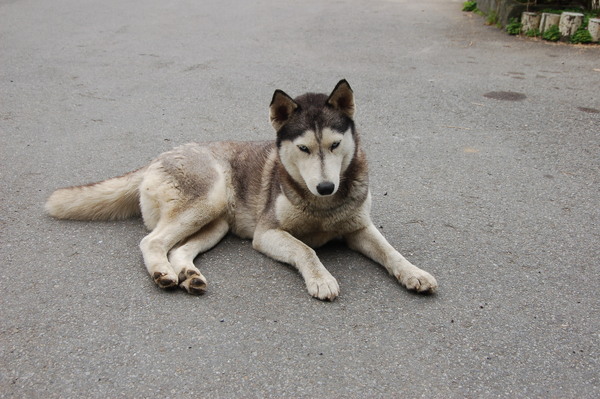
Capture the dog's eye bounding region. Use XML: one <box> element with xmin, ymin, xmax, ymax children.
<box><xmin>330</xmin><ymin>141</ymin><xmax>341</xmax><ymax>151</ymax></box>
<box><xmin>297</xmin><ymin>145</ymin><xmax>310</xmax><ymax>154</ymax></box>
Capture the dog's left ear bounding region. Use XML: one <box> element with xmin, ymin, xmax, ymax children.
<box><xmin>327</xmin><ymin>79</ymin><xmax>355</xmax><ymax>119</ymax></box>
<box><xmin>270</xmin><ymin>89</ymin><xmax>299</xmax><ymax>131</ymax></box>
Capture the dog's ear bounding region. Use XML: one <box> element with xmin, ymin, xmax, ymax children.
<box><xmin>327</xmin><ymin>79</ymin><xmax>355</xmax><ymax>119</ymax></box>
<box><xmin>270</xmin><ymin>89</ymin><xmax>298</xmax><ymax>131</ymax></box>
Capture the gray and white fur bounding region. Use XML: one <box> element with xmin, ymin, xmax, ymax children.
<box><xmin>46</xmin><ymin>80</ymin><xmax>438</xmax><ymax>300</ymax></box>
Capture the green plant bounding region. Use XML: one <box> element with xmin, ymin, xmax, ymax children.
<box><xmin>542</xmin><ymin>24</ymin><xmax>561</xmax><ymax>41</ymax></box>
<box><xmin>570</xmin><ymin>27</ymin><xmax>593</xmax><ymax>43</ymax></box>
<box><xmin>486</xmin><ymin>10</ymin><xmax>499</xmax><ymax>26</ymax></box>
<box><xmin>582</xmin><ymin>15</ymin><xmax>590</xmax><ymax>28</ymax></box>
<box><xmin>525</xmin><ymin>28</ymin><xmax>541</xmax><ymax>37</ymax></box>
<box><xmin>506</xmin><ymin>18</ymin><xmax>522</xmax><ymax>35</ymax></box>
<box><xmin>462</xmin><ymin>1</ymin><xmax>477</xmax><ymax>12</ymax></box>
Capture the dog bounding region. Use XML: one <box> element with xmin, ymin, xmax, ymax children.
<box><xmin>45</xmin><ymin>80</ymin><xmax>438</xmax><ymax>300</ymax></box>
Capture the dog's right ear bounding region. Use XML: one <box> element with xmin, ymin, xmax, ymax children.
<box><xmin>270</xmin><ymin>89</ymin><xmax>298</xmax><ymax>131</ymax></box>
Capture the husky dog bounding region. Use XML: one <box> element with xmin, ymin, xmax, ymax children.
<box><xmin>46</xmin><ymin>80</ymin><xmax>437</xmax><ymax>300</ymax></box>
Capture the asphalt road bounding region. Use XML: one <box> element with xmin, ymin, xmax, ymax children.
<box><xmin>1</xmin><ymin>0</ymin><xmax>599</xmax><ymax>397</ymax></box>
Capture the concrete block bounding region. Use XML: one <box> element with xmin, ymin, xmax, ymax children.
<box><xmin>559</xmin><ymin>12</ymin><xmax>584</xmax><ymax>37</ymax></box>
<box><xmin>540</xmin><ymin>13</ymin><xmax>560</xmax><ymax>33</ymax></box>
<box><xmin>588</xmin><ymin>18</ymin><xmax>600</xmax><ymax>42</ymax></box>
<box><xmin>521</xmin><ymin>12</ymin><xmax>541</xmax><ymax>33</ymax></box>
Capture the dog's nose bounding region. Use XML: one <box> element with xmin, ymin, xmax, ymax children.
<box><xmin>316</xmin><ymin>181</ymin><xmax>335</xmax><ymax>196</ymax></box>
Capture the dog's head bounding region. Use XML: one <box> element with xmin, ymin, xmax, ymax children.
<box><xmin>270</xmin><ymin>80</ymin><xmax>357</xmax><ymax>197</ymax></box>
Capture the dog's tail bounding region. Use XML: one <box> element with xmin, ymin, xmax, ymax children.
<box><xmin>45</xmin><ymin>167</ymin><xmax>147</xmax><ymax>221</ymax></box>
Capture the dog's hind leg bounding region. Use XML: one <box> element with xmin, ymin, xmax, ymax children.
<box><xmin>139</xmin><ymin>208</ymin><xmax>212</xmax><ymax>290</ymax></box>
<box><xmin>168</xmin><ymin>218</ymin><xmax>229</xmax><ymax>295</ymax></box>
<box><xmin>139</xmin><ymin>186</ymin><xmax>227</xmax><ymax>291</ymax></box>
<box><xmin>138</xmin><ymin>153</ymin><xmax>228</xmax><ymax>292</ymax></box>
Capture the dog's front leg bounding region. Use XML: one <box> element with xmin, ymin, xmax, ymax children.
<box><xmin>345</xmin><ymin>223</ymin><xmax>438</xmax><ymax>294</ymax></box>
<box><xmin>253</xmin><ymin>228</ymin><xmax>339</xmax><ymax>300</ymax></box>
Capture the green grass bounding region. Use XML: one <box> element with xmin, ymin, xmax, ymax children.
<box><xmin>542</xmin><ymin>24</ymin><xmax>561</xmax><ymax>41</ymax></box>
<box><xmin>506</xmin><ymin>18</ymin><xmax>522</xmax><ymax>35</ymax></box>
<box><xmin>485</xmin><ymin>10</ymin><xmax>499</xmax><ymax>26</ymax></box>
<box><xmin>462</xmin><ymin>1</ymin><xmax>477</xmax><ymax>12</ymax></box>
<box><xmin>570</xmin><ymin>27</ymin><xmax>593</xmax><ymax>43</ymax></box>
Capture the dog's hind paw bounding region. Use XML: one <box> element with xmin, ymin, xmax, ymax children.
<box><xmin>153</xmin><ymin>271</ymin><xmax>178</xmax><ymax>289</ymax></box>
<box><xmin>306</xmin><ymin>274</ymin><xmax>340</xmax><ymax>301</ymax></box>
<box><xmin>398</xmin><ymin>269</ymin><xmax>438</xmax><ymax>294</ymax></box>
<box><xmin>179</xmin><ymin>269</ymin><xmax>208</xmax><ymax>295</ymax></box>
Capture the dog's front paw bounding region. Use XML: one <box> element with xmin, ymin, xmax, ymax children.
<box><xmin>397</xmin><ymin>268</ymin><xmax>438</xmax><ymax>294</ymax></box>
<box><xmin>306</xmin><ymin>273</ymin><xmax>340</xmax><ymax>301</ymax></box>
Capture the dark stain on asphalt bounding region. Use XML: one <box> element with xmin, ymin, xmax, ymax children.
<box><xmin>483</xmin><ymin>91</ymin><xmax>527</xmax><ymax>101</ymax></box>
<box><xmin>577</xmin><ymin>107</ymin><xmax>599</xmax><ymax>114</ymax></box>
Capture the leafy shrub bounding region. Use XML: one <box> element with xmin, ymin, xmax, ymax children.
<box><xmin>542</xmin><ymin>25</ymin><xmax>561</xmax><ymax>41</ymax></box>
<box><xmin>486</xmin><ymin>11</ymin><xmax>499</xmax><ymax>26</ymax></box>
<box><xmin>462</xmin><ymin>1</ymin><xmax>477</xmax><ymax>12</ymax></box>
<box><xmin>525</xmin><ymin>28</ymin><xmax>540</xmax><ymax>37</ymax></box>
<box><xmin>506</xmin><ymin>18</ymin><xmax>522</xmax><ymax>35</ymax></box>
<box><xmin>570</xmin><ymin>27</ymin><xmax>593</xmax><ymax>44</ymax></box>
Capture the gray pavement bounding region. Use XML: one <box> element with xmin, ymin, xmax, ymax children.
<box><xmin>1</xmin><ymin>0</ymin><xmax>599</xmax><ymax>397</ymax></box>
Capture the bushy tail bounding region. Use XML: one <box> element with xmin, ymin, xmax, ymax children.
<box><xmin>45</xmin><ymin>167</ymin><xmax>147</xmax><ymax>221</ymax></box>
